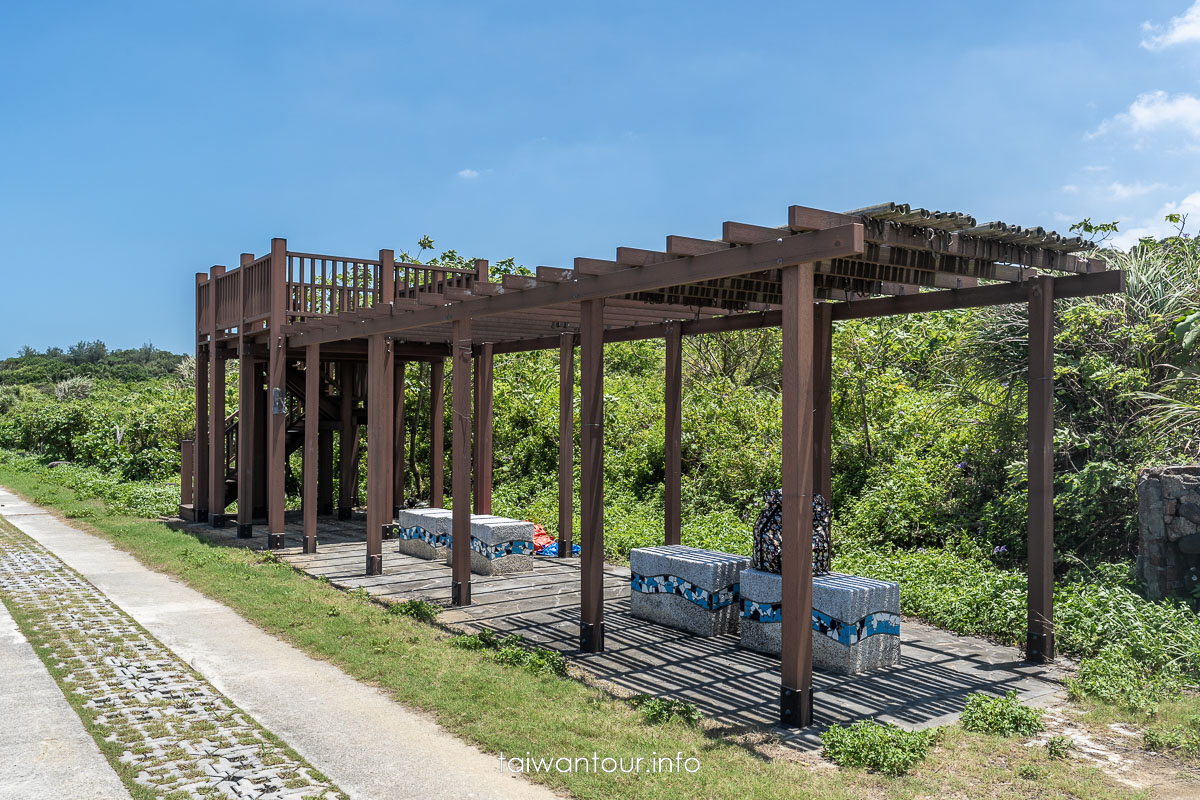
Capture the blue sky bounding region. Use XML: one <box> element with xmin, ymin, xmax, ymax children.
<box><xmin>2</xmin><ymin>0</ymin><xmax>1199</xmax><ymax>355</ymax></box>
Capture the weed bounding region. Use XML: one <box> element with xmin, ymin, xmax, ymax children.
<box><xmin>387</xmin><ymin>599</ymin><xmax>440</xmax><ymax>623</ymax></box>
<box><xmin>629</xmin><ymin>694</ymin><xmax>704</xmax><ymax>726</ymax></box>
<box><xmin>821</xmin><ymin>720</ymin><xmax>941</xmax><ymax>776</ymax></box>
<box><xmin>960</xmin><ymin>691</ymin><xmax>1044</xmax><ymax>737</ymax></box>
<box><xmin>1045</xmin><ymin>735</ymin><xmax>1073</xmax><ymax>759</ymax></box>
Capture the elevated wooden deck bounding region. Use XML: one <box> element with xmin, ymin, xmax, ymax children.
<box><xmin>184</xmin><ymin>515</ymin><xmax>1068</xmax><ymax>749</ymax></box>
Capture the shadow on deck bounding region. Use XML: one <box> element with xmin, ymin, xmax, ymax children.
<box><xmin>179</xmin><ymin>513</ymin><xmax>1069</xmax><ymax>750</ymax></box>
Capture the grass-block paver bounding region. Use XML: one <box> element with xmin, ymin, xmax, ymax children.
<box><xmin>0</xmin><ymin>516</ymin><xmax>345</xmax><ymax>800</ymax></box>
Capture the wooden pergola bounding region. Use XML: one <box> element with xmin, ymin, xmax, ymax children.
<box><xmin>183</xmin><ymin>202</ymin><xmax>1123</xmax><ymax>727</ymax></box>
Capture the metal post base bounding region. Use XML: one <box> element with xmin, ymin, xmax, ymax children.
<box><xmin>195</xmin><ymin>509</ymin><xmax>209</xmax><ymax>523</ymax></box>
<box><xmin>381</xmin><ymin>524</ymin><xmax>398</xmax><ymax>541</ymax></box>
<box><xmin>236</xmin><ymin>523</ymin><xmax>253</xmax><ymax>539</ymax></box>
<box><xmin>337</xmin><ymin>507</ymin><xmax>352</xmax><ymax>521</ymax></box>
<box><xmin>557</xmin><ymin>539</ymin><xmax>571</xmax><ymax>558</ymax></box>
<box><xmin>1026</xmin><ymin>632</ymin><xmax>1054</xmax><ymax>664</ymax></box>
<box><xmin>779</xmin><ymin>685</ymin><xmax>814</xmax><ymax>727</ymax></box>
<box><xmin>303</xmin><ymin>537</ymin><xmax>317</xmax><ymax>554</ymax></box>
<box><xmin>579</xmin><ymin>621</ymin><xmax>604</xmax><ymax>653</ymax></box>
<box><xmin>266</xmin><ymin>533</ymin><xmax>286</xmax><ymax>549</ymax></box>
<box><xmin>366</xmin><ymin>553</ymin><xmax>382</xmax><ymax>575</ymax></box>
<box><xmin>451</xmin><ymin>581</ymin><xmax>471</xmax><ymax>606</ymax></box>
<box><xmin>210</xmin><ymin>513</ymin><xmax>229</xmax><ymax>529</ymax></box>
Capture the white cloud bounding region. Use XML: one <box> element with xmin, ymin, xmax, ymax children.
<box><xmin>1061</xmin><ymin>184</ymin><xmax>1079</xmax><ymax>194</ymax></box>
<box><xmin>1142</xmin><ymin>1</ymin><xmax>1200</xmax><ymax>50</ymax></box>
<box><xmin>456</xmin><ymin>168</ymin><xmax>480</xmax><ymax>179</ymax></box>
<box><xmin>1083</xmin><ymin>164</ymin><xmax>1109</xmax><ymax>173</ymax></box>
<box><xmin>1108</xmin><ymin>180</ymin><xmax>1168</xmax><ymax>200</ymax></box>
<box><xmin>1110</xmin><ymin>191</ymin><xmax>1200</xmax><ymax>249</ymax></box>
<box><xmin>1091</xmin><ymin>90</ymin><xmax>1200</xmax><ymax>140</ymax></box>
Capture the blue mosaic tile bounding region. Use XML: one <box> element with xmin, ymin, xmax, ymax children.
<box><xmin>389</xmin><ymin>524</ymin><xmax>536</xmax><ymax>561</ymax></box>
<box><xmin>740</xmin><ymin>601</ymin><xmax>900</xmax><ymax>645</ymax></box>
<box><xmin>631</xmin><ymin>572</ymin><xmax>739</xmax><ymax>611</ymax></box>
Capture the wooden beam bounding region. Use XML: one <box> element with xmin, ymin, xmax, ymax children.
<box><xmin>290</xmin><ymin>224</ymin><xmax>864</xmax><ymax>345</ymax></box>
<box><xmin>430</xmin><ymin>359</ymin><xmax>445</xmax><ymax>507</ymax></box>
<box><xmin>303</xmin><ymin>344</ymin><xmax>319</xmax><ymax>554</ymax></box>
<box><xmin>1027</xmin><ymin>275</ymin><xmax>1055</xmax><ymax>663</ymax></box>
<box><xmin>365</xmin><ymin>334</ymin><xmax>393</xmax><ymax>575</ymax></box>
<box><xmin>579</xmin><ymin>298</ymin><xmax>605</xmax><ymax>652</ymax></box>
<box><xmin>451</xmin><ymin>318</ymin><xmax>472</xmax><ymax>606</ymax></box>
<box><xmin>780</xmin><ymin>262</ymin><xmax>815</xmax><ymax>728</ymax></box>
<box><xmin>558</xmin><ymin>332</ymin><xmax>574</xmax><ymax>558</ymax></box>
<box><xmin>338</xmin><ymin>362</ymin><xmax>359</xmax><ymax>519</ymax></box>
<box><xmin>267</xmin><ymin>239</ymin><xmax>288</xmax><ymax>548</ymax></box>
<box><xmin>236</xmin><ymin>354</ymin><xmax>256</xmax><ymax>537</ymax></box>
<box><xmin>474</xmin><ymin>343</ymin><xmax>494</xmax><ymax>515</ymax></box>
<box><xmin>664</xmin><ymin>320</ymin><xmax>682</xmax><ymax>546</ymax></box>
<box><xmin>813</xmin><ymin>303</ymin><xmax>833</xmax><ymax>503</ymax></box>
<box><xmin>665</xmin><ymin>235</ymin><xmax>730</xmax><ymax>257</ymax></box>
<box><xmin>208</xmin><ymin>266</ymin><xmax>226</xmax><ymax>522</ymax></box>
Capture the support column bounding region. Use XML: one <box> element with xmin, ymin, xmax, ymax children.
<box><xmin>430</xmin><ymin>359</ymin><xmax>445</xmax><ymax>507</ymax></box>
<box><xmin>194</xmin><ymin>329</ymin><xmax>210</xmax><ymax>523</ymax></box>
<box><xmin>813</xmin><ymin>303</ymin><xmax>833</xmax><ymax>503</ymax></box>
<box><xmin>579</xmin><ymin>299</ymin><xmax>605</xmax><ymax>652</ymax></box>
<box><xmin>393</xmin><ymin>360</ymin><xmax>406</xmax><ymax>516</ymax></box>
<box><xmin>207</xmin><ymin>266</ymin><xmax>227</xmax><ymax>525</ymax></box>
<box><xmin>303</xmin><ymin>344</ymin><xmax>320</xmax><ymax>554</ymax></box>
<box><xmin>558</xmin><ymin>333</ymin><xmax>574</xmax><ymax>557</ymax></box>
<box><xmin>318</xmin><ymin>420</ymin><xmax>334</xmax><ymax>516</ymax></box>
<box><xmin>266</xmin><ymin>238</ymin><xmax>287</xmax><ymax>549</ymax></box>
<box><xmin>366</xmin><ymin>335</ymin><xmax>393</xmax><ymax>575</ymax></box>
<box><xmin>474</xmin><ymin>343</ymin><xmax>494</xmax><ymax>515</ymax></box>
<box><xmin>451</xmin><ymin>320</ymin><xmax>472</xmax><ymax>606</ymax></box>
<box><xmin>337</xmin><ymin>361</ymin><xmax>358</xmax><ymax>520</ymax></box>
<box><xmin>237</xmin><ymin>355</ymin><xmax>256</xmax><ymax>538</ymax></box>
<box><xmin>253</xmin><ymin>361</ymin><xmax>267</xmax><ymax>519</ymax></box>
<box><xmin>180</xmin><ymin>439</ymin><xmax>194</xmax><ymax>511</ymax></box>
<box><xmin>780</xmin><ymin>263</ymin><xmax>816</xmax><ymax>727</ymax></box>
<box><xmin>1027</xmin><ymin>275</ymin><xmax>1055</xmax><ymax>663</ymax></box>
<box><xmin>664</xmin><ymin>320</ymin><xmax>682</xmax><ymax>546</ymax></box>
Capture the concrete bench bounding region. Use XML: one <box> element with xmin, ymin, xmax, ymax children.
<box><xmin>389</xmin><ymin>508</ymin><xmax>453</xmax><ymax>560</ymax></box>
<box><xmin>445</xmin><ymin>515</ymin><xmax>538</xmax><ymax>575</ymax></box>
<box><xmin>629</xmin><ymin>545</ymin><xmax>749</xmax><ymax>637</ymax></box>
<box><xmin>739</xmin><ymin>569</ymin><xmax>900</xmax><ymax>674</ymax></box>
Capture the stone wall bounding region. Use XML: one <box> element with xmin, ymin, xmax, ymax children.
<box><xmin>1137</xmin><ymin>466</ymin><xmax>1200</xmax><ymax>600</ymax></box>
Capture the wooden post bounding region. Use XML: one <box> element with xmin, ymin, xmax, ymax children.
<box><xmin>780</xmin><ymin>263</ymin><xmax>816</xmax><ymax>727</ymax></box>
<box><xmin>237</xmin><ymin>253</ymin><xmax>255</xmax><ymax>538</ymax></box>
<box><xmin>303</xmin><ymin>344</ymin><xmax>320</xmax><ymax>554</ymax></box>
<box><xmin>451</xmin><ymin>319</ymin><xmax>472</xmax><ymax>606</ymax></box>
<box><xmin>474</xmin><ymin>343</ymin><xmax>494</xmax><ymax>514</ymax></box>
<box><xmin>380</xmin><ymin>248</ymin><xmax>395</xmax><ymax>306</ymax></box>
<box><xmin>194</xmin><ymin>283</ymin><xmax>210</xmax><ymax>522</ymax></box>
<box><xmin>253</xmin><ymin>361</ymin><xmax>267</xmax><ymax>518</ymax></box>
<box><xmin>266</xmin><ymin>238</ymin><xmax>287</xmax><ymax>549</ymax></box>
<box><xmin>338</xmin><ymin>361</ymin><xmax>358</xmax><ymax>519</ymax></box>
<box><xmin>430</xmin><ymin>359</ymin><xmax>445</xmax><ymax>507</ymax></box>
<box><xmin>207</xmin><ymin>266</ymin><xmax>227</xmax><ymax>524</ymax></box>
<box><xmin>180</xmin><ymin>439</ymin><xmax>194</xmax><ymax>509</ymax></box>
<box><xmin>1027</xmin><ymin>275</ymin><xmax>1055</xmax><ymax>663</ymax></box>
<box><xmin>664</xmin><ymin>320</ymin><xmax>682</xmax><ymax>546</ymax></box>
<box><xmin>813</xmin><ymin>303</ymin><xmax>833</xmax><ymax>503</ymax></box>
<box><xmin>579</xmin><ymin>299</ymin><xmax>605</xmax><ymax>652</ymax></box>
<box><xmin>558</xmin><ymin>333</ymin><xmax>574</xmax><ymax>557</ymax></box>
<box><xmin>318</xmin><ymin>417</ymin><xmax>334</xmax><ymax>515</ymax></box>
<box><xmin>393</xmin><ymin>359</ymin><xmax>406</xmax><ymax>516</ymax></box>
<box><xmin>365</xmin><ymin>334</ymin><xmax>393</xmax><ymax>575</ymax></box>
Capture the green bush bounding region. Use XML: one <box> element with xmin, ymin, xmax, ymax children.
<box><xmin>387</xmin><ymin>599</ymin><xmax>440</xmax><ymax>623</ymax></box>
<box><xmin>820</xmin><ymin>720</ymin><xmax>941</xmax><ymax>776</ymax></box>
<box><xmin>629</xmin><ymin>694</ymin><xmax>704</xmax><ymax>726</ymax></box>
<box><xmin>450</xmin><ymin>629</ymin><xmax>567</xmax><ymax>676</ymax></box>
<box><xmin>960</xmin><ymin>691</ymin><xmax>1044</xmax><ymax>737</ymax></box>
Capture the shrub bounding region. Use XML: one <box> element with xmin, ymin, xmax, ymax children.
<box><xmin>387</xmin><ymin>599</ymin><xmax>440</xmax><ymax>623</ymax></box>
<box><xmin>820</xmin><ymin>720</ymin><xmax>941</xmax><ymax>776</ymax></box>
<box><xmin>629</xmin><ymin>694</ymin><xmax>704</xmax><ymax>726</ymax></box>
<box><xmin>1045</xmin><ymin>735</ymin><xmax>1073</xmax><ymax>759</ymax></box>
<box><xmin>54</xmin><ymin>376</ymin><xmax>95</xmax><ymax>400</ymax></box>
<box><xmin>449</xmin><ymin>629</ymin><xmax>566</xmax><ymax>676</ymax></box>
<box><xmin>960</xmin><ymin>691</ymin><xmax>1044</xmax><ymax>737</ymax></box>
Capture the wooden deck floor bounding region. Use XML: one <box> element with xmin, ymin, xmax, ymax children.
<box><xmin>184</xmin><ymin>513</ymin><xmax>1069</xmax><ymax>749</ymax></box>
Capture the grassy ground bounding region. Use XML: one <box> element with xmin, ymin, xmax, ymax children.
<box><xmin>0</xmin><ymin>465</ymin><xmax>1154</xmax><ymax>800</ymax></box>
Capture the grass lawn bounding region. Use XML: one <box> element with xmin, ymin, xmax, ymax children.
<box><xmin>0</xmin><ymin>464</ymin><xmax>1153</xmax><ymax>800</ymax></box>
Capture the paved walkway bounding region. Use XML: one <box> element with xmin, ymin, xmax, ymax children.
<box><xmin>0</xmin><ymin>488</ymin><xmax>556</xmax><ymax>800</ymax></box>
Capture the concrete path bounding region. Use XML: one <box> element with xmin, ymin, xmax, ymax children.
<box><xmin>0</xmin><ymin>600</ymin><xmax>133</xmax><ymax>800</ymax></box>
<box><xmin>0</xmin><ymin>488</ymin><xmax>557</xmax><ymax>800</ymax></box>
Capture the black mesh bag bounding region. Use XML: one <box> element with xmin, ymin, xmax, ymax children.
<box><xmin>751</xmin><ymin>490</ymin><xmax>832</xmax><ymax>575</ymax></box>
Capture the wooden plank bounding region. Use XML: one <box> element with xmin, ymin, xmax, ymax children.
<box><xmin>665</xmin><ymin>235</ymin><xmax>731</xmax><ymax>256</ymax></box>
<box><xmin>303</xmin><ymin>344</ymin><xmax>319</xmax><ymax>553</ymax></box>
<box><xmin>558</xmin><ymin>332</ymin><xmax>574</xmax><ymax>558</ymax></box>
<box><xmin>1027</xmin><ymin>275</ymin><xmax>1055</xmax><ymax>663</ymax></box>
<box><xmin>475</xmin><ymin>343</ymin><xmax>494</xmax><ymax>515</ymax></box>
<box><xmin>292</xmin><ymin>224</ymin><xmax>863</xmax><ymax>346</ymax></box>
<box><xmin>572</xmin><ymin>257</ymin><xmax>625</xmax><ymax>275</ymax></box>
<box><xmin>430</xmin><ymin>359</ymin><xmax>445</xmax><ymax>507</ymax></box>
<box><xmin>579</xmin><ymin>298</ymin><xmax>605</xmax><ymax>652</ymax></box>
<box><xmin>451</xmin><ymin>318</ymin><xmax>473</xmax><ymax>606</ymax></box>
<box><xmin>780</xmin><ymin>262</ymin><xmax>815</xmax><ymax>728</ymax></box>
<box><xmin>502</xmin><ymin>274</ymin><xmax>538</xmax><ymax>290</ymax></box>
<box><xmin>616</xmin><ymin>247</ymin><xmax>673</xmax><ymax>267</ymax></box>
<box><xmin>536</xmin><ymin>266</ymin><xmax>575</xmax><ymax>283</ymax></box>
<box><xmin>664</xmin><ymin>320</ymin><xmax>682</xmax><ymax>546</ymax></box>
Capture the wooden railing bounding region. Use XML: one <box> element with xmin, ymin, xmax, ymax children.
<box><xmin>396</xmin><ymin>262</ymin><xmax>475</xmax><ymax>299</ymax></box>
<box><xmin>287</xmin><ymin>252</ymin><xmax>382</xmax><ymax>319</ymax></box>
<box><xmin>242</xmin><ymin>254</ymin><xmax>273</xmax><ymax>321</ymax></box>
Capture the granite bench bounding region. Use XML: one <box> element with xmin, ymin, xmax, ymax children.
<box><xmin>388</xmin><ymin>508</ymin><xmax>453</xmax><ymax>561</ymax></box>
<box><xmin>629</xmin><ymin>545</ymin><xmax>750</xmax><ymax>637</ymax></box>
<box><xmin>739</xmin><ymin>569</ymin><xmax>900</xmax><ymax>674</ymax></box>
<box><xmin>446</xmin><ymin>514</ymin><xmax>539</xmax><ymax>575</ymax></box>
